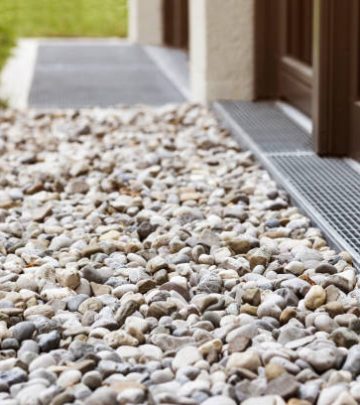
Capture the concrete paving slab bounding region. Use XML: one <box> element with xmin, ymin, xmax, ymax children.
<box><xmin>29</xmin><ymin>40</ymin><xmax>185</xmax><ymax>108</ymax></box>
<box><xmin>144</xmin><ymin>45</ymin><xmax>190</xmax><ymax>99</ymax></box>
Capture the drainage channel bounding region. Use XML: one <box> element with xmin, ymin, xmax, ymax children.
<box><xmin>213</xmin><ymin>100</ymin><xmax>360</xmax><ymax>269</ymax></box>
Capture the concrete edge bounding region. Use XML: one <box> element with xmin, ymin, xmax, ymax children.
<box><xmin>144</xmin><ymin>45</ymin><xmax>190</xmax><ymax>100</ymax></box>
<box><xmin>212</xmin><ymin>101</ymin><xmax>360</xmax><ymax>269</ymax></box>
<box><xmin>0</xmin><ymin>39</ymin><xmax>39</xmax><ymax>109</ymax></box>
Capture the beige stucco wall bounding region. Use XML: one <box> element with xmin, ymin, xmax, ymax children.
<box><xmin>128</xmin><ymin>0</ymin><xmax>163</xmax><ymax>45</ymax></box>
<box><xmin>190</xmin><ymin>0</ymin><xmax>255</xmax><ymax>103</ymax></box>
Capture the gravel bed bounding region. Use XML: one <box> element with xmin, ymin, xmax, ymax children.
<box><xmin>0</xmin><ymin>104</ymin><xmax>359</xmax><ymax>405</ymax></box>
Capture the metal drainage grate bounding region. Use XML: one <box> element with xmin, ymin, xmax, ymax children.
<box><xmin>218</xmin><ymin>101</ymin><xmax>313</xmax><ymax>153</ymax></box>
<box><xmin>272</xmin><ymin>155</ymin><xmax>360</xmax><ymax>258</ymax></box>
<box><xmin>214</xmin><ymin>100</ymin><xmax>360</xmax><ymax>267</ymax></box>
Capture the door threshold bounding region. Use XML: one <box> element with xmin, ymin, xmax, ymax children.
<box><xmin>213</xmin><ymin>100</ymin><xmax>360</xmax><ymax>268</ymax></box>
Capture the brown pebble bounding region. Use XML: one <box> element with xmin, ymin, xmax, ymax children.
<box><xmin>265</xmin><ymin>363</ymin><xmax>286</xmax><ymax>381</ymax></box>
<box><xmin>242</xmin><ymin>288</ymin><xmax>261</xmax><ymax>306</ymax></box>
<box><xmin>324</xmin><ymin>301</ymin><xmax>344</xmax><ymax>317</ymax></box>
<box><xmin>280</xmin><ymin>307</ymin><xmax>297</xmax><ymax>324</ymax></box>
<box><xmin>240</xmin><ymin>303</ymin><xmax>258</xmax><ymax>316</ymax></box>
<box><xmin>287</xmin><ymin>400</ymin><xmax>312</xmax><ymax>405</ymax></box>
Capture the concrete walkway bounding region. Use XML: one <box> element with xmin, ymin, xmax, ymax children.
<box><xmin>1</xmin><ymin>39</ymin><xmax>186</xmax><ymax>109</ymax></box>
<box><xmin>29</xmin><ymin>39</ymin><xmax>185</xmax><ymax>108</ymax></box>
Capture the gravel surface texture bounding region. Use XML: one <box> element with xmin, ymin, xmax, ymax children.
<box><xmin>0</xmin><ymin>104</ymin><xmax>359</xmax><ymax>405</ymax></box>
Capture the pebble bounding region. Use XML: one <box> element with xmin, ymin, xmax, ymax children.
<box><xmin>117</xmin><ymin>387</ymin><xmax>145</xmax><ymax>404</ymax></box>
<box><xmin>57</xmin><ymin>369</ymin><xmax>82</xmax><ymax>387</ymax></box>
<box><xmin>151</xmin><ymin>368</ymin><xmax>174</xmax><ymax>384</ymax></box>
<box><xmin>10</xmin><ymin>322</ymin><xmax>35</xmax><ymax>342</ymax></box>
<box><xmin>202</xmin><ymin>397</ymin><xmax>237</xmax><ymax>405</ymax></box>
<box><xmin>315</xmin><ymin>263</ymin><xmax>338</xmax><ymax>274</ymax></box>
<box><xmin>172</xmin><ymin>346</ymin><xmax>202</xmax><ymax>369</ymax></box>
<box><xmin>228</xmin><ymin>335</ymin><xmax>251</xmax><ymax>354</ymax></box>
<box><xmin>298</xmin><ymin>347</ymin><xmax>338</xmax><ymax>373</ymax></box>
<box><xmin>265</xmin><ymin>374</ymin><xmax>300</xmax><ymax>399</ymax></box>
<box><xmin>29</xmin><ymin>354</ymin><xmax>56</xmax><ymax>372</ymax></box>
<box><xmin>0</xmin><ymin>105</ymin><xmax>357</xmax><ymax>404</ymax></box>
<box><xmin>0</xmin><ymin>368</ymin><xmax>27</xmax><ymax>385</ymax></box>
<box><xmin>82</xmin><ymin>370</ymin><xmax>102</xmax><ymax>389</ymax></box>
<box><xmin>84</xmin><ymin>387</ymin><xmax>117</xmax><ymax>405</ymax></box>
<box><xmin>317</xmin><ymin>384</ymin><xmax>348</xmax><ymax>405</ymax></box>
<box><xmin>226</xmin><ymin>351</ymin><xmax>261</xmax><ymax>372</ymax></box>
<box><xmin>265</xmin><ymin>363</ymin><xmax>286</xmax><ymax>381</ymax></box>
<box><xmin>37</xmin><ymin>331</ymin><xmax>61</xmax><ymax>352</ymax></box>
<box><xmin>242</xmin><ymin>288</ymin><xmax>261</xmax><ymax>306</ymax></box>
<box><xmin>242</xmin><ymin>396</ymin><xmax>286</xmax><ymax>405</ymax></box>
<box><xmin>304</xmin><ymin>285</ymin><xmax>327</xmax><ymax>310</ymax></box>
<box><xmin>342</xmin><ymin>345</ymin><xmax>360</xmax><ymax>377</ymax></box>
<box><xmin>330</xmin><ymin>327</ymin><xmax>359</xmax><ymax>348</ymax></box>
<box><xmin>285</xmin><ymin>261</ymin><xmax>305</xmax><ymax>276</ymax></box>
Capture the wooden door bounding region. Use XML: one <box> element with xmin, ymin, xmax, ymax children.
<box><xmin>350</xmin><ymin>0</ymin><xmax>360</xmax><ymax>161</ymax></box>
<box><xmin>256</xmin><ymin>0</ymin><xmax>359</xmax><ymax>158</ymax></box>
<box><xmin>278</xmin><ymin>0</ymin><xmax>314</xmax><ymax>116</ymax></box>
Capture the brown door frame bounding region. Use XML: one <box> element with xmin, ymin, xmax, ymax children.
<box><xmin>255</xmin><ymin>0</ymin><xmax>314</xmax><ymax>109</ymax></box>
<box><xmin>255</xmin><ymin>0</ymin><xmax>355</xmax><ymax>157</ymax></box>
<box><xmin>254</xmin><ymin>0</ymin><xmax>280</xmax><ymax>100</ymax></box>
<box><xmin>350</xmin><ymin>0</ymin><xmax>360</xmax><ymax>161</ymax></box>
<box><xmin>312</xmin><ymin>0</ymin><xmax>352</xmax><ymax>156</ymax></box>
<box><xmin>278</xmin><ymin>0</ymin><xmax>313</xmax><ymax>116</ymax></box>
<box><xmin>163</xmin><ymin>0</ymin><xmax>189</xmax><ymax>50</ymax></box>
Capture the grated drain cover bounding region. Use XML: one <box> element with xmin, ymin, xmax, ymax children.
<box><xmin>272</xmin><ymin>155</ymin><xmax>360</xmax><ymax>257</ymax></box>
<box><xmin>214</xmin><ymin>100</ymin><xmax>360</xmax><ymax>266</ymax></box>
<box><xmin>218</xmin><ymin>101</ymin><xmax>313</xmax><ymax>153</ymax></box>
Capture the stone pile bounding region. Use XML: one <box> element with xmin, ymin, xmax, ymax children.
<box><xmin>0</xmin><ymin>104</ymin><xmax>358</xmax><ymax>404</ymax></box>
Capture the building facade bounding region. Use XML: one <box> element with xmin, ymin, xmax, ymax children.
<box><xmin>129</xmin><ymin>0</ymin><xmax>360</xmax><ymax>161</ymax></box>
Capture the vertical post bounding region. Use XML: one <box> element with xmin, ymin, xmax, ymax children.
<box><xmin>128</xmin><ymin>0</ymin><xmax>164</xmax><ymax>46</ymax></box>
<box><xmin>189</xmin><ymin>0</ymin><xmax>256</xmax><ymax>103</ymax></box>
<box><xmin>350</xmin><ymin>0</ymin><xmax>360</xmax><ymax>161</ymax></box>
<box><xmin>254</xmin><ymin>0</ymin><xmax>279</xmax><ymax>99</ymax></box>
<box><xmin>163</xmin><ymin>0</ymin><xmax>189</xmax><ymax>49</ymax></box>
<box><xmin>312</xmin><ymin>0</ymin><xmax>352</xmax><ymax>155</ymax></box>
